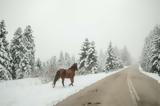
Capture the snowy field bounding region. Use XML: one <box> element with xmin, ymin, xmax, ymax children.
<box><xmin>139</xmin><ymin>66</ymin><xmax>160</xmax><ymax>83</ymax></box>
<box><xmin>0</xmin><ymin>69</ymin><xmax>125</xmax><ymax>106</ymax></box>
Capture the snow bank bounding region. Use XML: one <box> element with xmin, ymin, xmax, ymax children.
<box><xmin>0</xmin><ymin>68</ymin><xmax>124</xmax><ymax>106</ymax></box>
<box><xmin>0</xmin><ymin>78</ymin><xmax>41</xmax><ymax>88</ymax></box>
<box><xmin>139</xmin><ymin>66</ymin><xmax>160</xmax><ymax>83</ymax></box>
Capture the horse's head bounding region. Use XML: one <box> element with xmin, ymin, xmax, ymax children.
<box><xmin>72</xmin><ymin>63</ymin><xmax>78</xmax><ymax>71</ymax></box>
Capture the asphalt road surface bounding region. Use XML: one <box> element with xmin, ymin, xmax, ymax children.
<box><xmin>55</xmin><ymin>66</ymin><xmax>160</xmax><ymax>106</ymax></box>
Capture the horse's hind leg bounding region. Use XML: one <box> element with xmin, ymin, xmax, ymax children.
<box><xmin>53</xmin><ymin>71</ymin><xmax>60</xmax><ymax>88</ymax></box>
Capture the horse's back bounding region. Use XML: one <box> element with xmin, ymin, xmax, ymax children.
<box><xmin>58</xmin><ymin>68</ymin><xmax>66</xmax><ymax>72</ymax></box>
<box><xmin>65</xmin><ymin>69</ymin><xmax>75</xmax><ymax>78</ymax></box>
<box><xmin>57</xmin><ymin>69</ymin><xmax>66</xmax><ymax>77</ymax></box>
<box><xmin>57</xmin><ymin>68</ymin><xmax>75</xmax><ymax>78</ymax></box>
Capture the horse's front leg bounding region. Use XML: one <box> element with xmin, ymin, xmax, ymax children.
<box><xmin>69</xmin><ymin>78</ymin><xmax>74</xmax><ymax>86</ymax></box>
<box><xmin>62</xmin><ymin>78</ymin><xmax>65</xmax><ymax>87</ymax></box>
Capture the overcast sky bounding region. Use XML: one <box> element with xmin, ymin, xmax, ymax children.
<box><xmin>0</xmin><ymin>0</ymin><xmax>160</xmax><ymax>61</ymax></box>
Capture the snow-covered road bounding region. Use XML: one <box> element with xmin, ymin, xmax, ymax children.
<box><xmin>0</xmin><ymin>69</ymin><xmax>124</xmax><ymax>106</ymax></box>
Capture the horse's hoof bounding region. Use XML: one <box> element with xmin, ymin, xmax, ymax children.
<box><xmin>69</xmin><ymin>84</ymin><xmax>73</xmax><ymax>86</ymax></box>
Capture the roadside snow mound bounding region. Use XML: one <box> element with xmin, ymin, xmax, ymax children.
<box><xmin>0</xmin><ymin>78</ymin><xmax>42</xmax><ymax>88</ymax></box>
<box><xmin>139</xmin><ymin>66</ymin><xmax>160</xmax><ymax>83</ymax></box>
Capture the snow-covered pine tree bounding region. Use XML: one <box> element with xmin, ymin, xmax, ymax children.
<box><xmin>10</xmin><ymin>27</ymin><xmax>24</xmax><ymax>79</ymax></box>
<box><xmin>150</xmin><ymin>25</ymin><xmax>160</xmax><ymax>75</ymax></box>
<box><xmin>141</xmin><ymin>41</ymin><xmax>148</xmax><ymax>71</ymax></box>
<box><xmin>36</xmin><ymin>58</ymin><xmax>42</xmax><ymax>70</ymax></box>
<box><xmin>141</xmin><ymin>35</ymin><xmax>153</xmax><ymax>72</ymax></box>
<box><xmin>71</xmin><ymin>55</ymin><xmax>76</xmax><ymax>64</ymax></box>
<box><xmin>20</xmin><ymin>25</ymin><xmax>35</xmax><ymax>78</ymax></box>
<box><xmin>50</xmin><ymin>56</ymin><xmax>58</xmax><ymax>72</ymax></box>
<box><xmin>113</xmin><ymin>46</ymin><xmax>120</xmax><ymax>56</ymax></box>
<box><xmin>105</xmin><ymin>42</ymin><xmax>123</xmax><ymax>72</ymax></box>
<box><xmin>58</xmin><ymin>51</ymin><xmax>65</xmax><ymax>68</ymax></box>
<box><xmin>85</xmin><ymin>41</ymin><xmax>98</xmax><ymax>73</ymax></box>
<box><xmin>41</xmin><ymin>56</ymin><xmax>58</xmax><ymax>82</ymax></box>
<box><xmin>79</xmin><ymin>38</ymin><xmax>90</xmax><ymax>73</ymax></box>
<box><xmin>47</xmin><ymin>56</ymin><xmax>57</xmax><ymax>81</ymax></box>
<box><xmin>64</xmin><ymin>52</ymin><xmax>72</xmax><ymax>68</ymax></box>
<box><xmin>113</xmin><ymin>46</ymin><xmax>123</xmax><ymax>64</ymax></box>
<box><xmin>97</xmin><ymin>50</ymin><xmax>106</xmax><ymax>72</ymax></box>
<box><xmin>0</xmin><ymin>20</ymin><xmax>12</xmax><ymax>80</ymax></box>
<box><xmin>121</xmin><ymin>46</ymin><xmax>132</xmax><ymax>66</ymax></box>
<box><xmin>34</xmin><ymin>58</ymin><xmax>43</xmax><ymax>77</ymax></box>
<box><xmin>113</xmin><ymin>46</ymin><xmax>124</xmax><ymax>68</ymax></box>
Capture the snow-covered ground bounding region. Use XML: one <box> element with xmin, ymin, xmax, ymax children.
<box><xmin>139</xmin><ymin>66</ymin><xmax>160</xmax><ymax>83</ymax></box>
<box><xmin>0</xmin><ymin>69</ymin><xmax>124</xmax><ymax>106</ymax></box>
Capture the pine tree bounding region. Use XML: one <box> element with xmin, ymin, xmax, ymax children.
<box><xmin>79</xmin><ymin>38</ymin><xmax>90</xmax><ymax>70</ymax></box>
<box><xmin>150</xmin><ymin>25</ymin><xmax>160</xmax><ymax>75</ymax></box>
<box><xmin>141</xmin><ymin>35</ymin><xmax>153</xmax><ymax>72</ymax></box>
<box><xmin>64</xmin><ymin>52</ymin><xmax>72</xmax><ymax>68</ymax></box>
<box><xmin>58</xmin><ymin>51</ymin><xmax>65</xmax><ymax>68</ymax></box>
<box><xmin>10</xmin><ymin>27</ymin><xmax>24</xmax><ymax>79</ymax></box>
<box><xmin>97</xmin><ymin>50</ymin><xmax>106</xmax><ymax>72</ymax></box>
<box><xmin>71</xmin><ymin>55</ymin><xmax>76</xmax><ymax>64</ymax></box>
<box><xmin>121</xmin><ymin>46</ymin><xmax>132</xmax><ymax>66</ymax></box>
<box><xmin>85</xmin><ymin>41</ymin><xmax>98</xmax><ymax>73</ymax></box>
<box><xmin>42</xmin><ymin>56</ymin><xmax>58</xmax><ymax>82</ymax></box>
<box><xmin>0</xmin><ymin>20</ymin><xmax>12</xmax><ymax>80</ymax></box>
<box><xmin>34</xmin><ymin>58</ymin><xmax>43</xmax><ymax>77</ymax></box>
<box><xmin>105</xmin><ymin>42</ymin><xmax>123</xmax><ymax>71</ymax></box>
<box><xmin>36</xmin><ymin>58</ymin><xmax>42</xmax><ymax>70</ymax></box>
<box><xmin>20</xmin><ymin>25</ymin><xmax>35</xmax><ymax>78</ymax></box>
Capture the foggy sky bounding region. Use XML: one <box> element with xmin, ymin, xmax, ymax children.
<box><xmin>0</xmin><ymin>0</ymin><xmax>160</xmax><ymax>61</ymax></box>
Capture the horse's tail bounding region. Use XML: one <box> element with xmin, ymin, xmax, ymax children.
<box><xmin>53</xmin><ymin>70</ymin><xmax>60</xmax><ymax>88</ymax></box>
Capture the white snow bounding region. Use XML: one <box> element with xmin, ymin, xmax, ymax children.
<box><xmin>0</xmin><ymin>68</ymin><xmax>125</xmax><ymax>106</ymax></box>
<box><xmin>139</xmin><ymin>66</ymin><xmax>160</xmax><ymax>83</ymax></box>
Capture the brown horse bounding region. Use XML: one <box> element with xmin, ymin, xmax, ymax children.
<box><xmin>53</xmin><ymin>63</ymin><xmax>78</xmax><ymax>87</ymax></box>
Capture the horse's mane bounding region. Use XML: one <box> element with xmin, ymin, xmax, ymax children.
<box><xmin>68</xmin><ymin>63</ymin><xmax>77</xmax><ymax>70</ymax></box>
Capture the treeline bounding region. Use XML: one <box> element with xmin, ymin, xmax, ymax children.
<box><xmin>78</xmin><ymin>38</ymin><xmax>132</xmax><ymax>74</ymax></box>
<box><xmin>141</xmin><ymin>25</ymin><xmax>160</xmax><ymax>76</ymax></box>
<box><xmin>0</xmin><ymin>20</ymin><xmax>132</xmax><ymax>81</ymax></box>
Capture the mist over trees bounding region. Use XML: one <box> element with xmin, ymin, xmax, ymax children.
<box><xmin>0</xmin><ymin>20</ymin><xmax>132</xmax><ymax>81</ymax></box>
<box><xmin>141</xmin><ymin>25</ymin><xmax>160</xmax><ymax>76</ymax></box>
<box><xmin>120</xmin><ymin>46</ymin><xmax>132</xmax><ymax>66</ymax></box>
